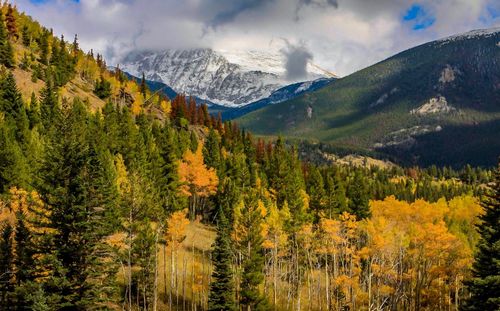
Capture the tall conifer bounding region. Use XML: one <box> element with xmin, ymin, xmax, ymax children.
<box><xmin>462</xmin><ymin>160</ymin><xmax>500</xmax><ymax>310</ymax></box>
<box><xmin>208</xmin><ymin>208</ymin><xmax>236</xmax><ymax>311</ymax></box>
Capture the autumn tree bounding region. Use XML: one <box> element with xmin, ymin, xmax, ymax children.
<box><xmin>164</xmin><ymin>209</ymin><xmax>189</xmax><ymax>309</ymax></box>
<box><xmin>5</xmin><ymin>4</ymin><xmax>17</xmax><ymax>40</ymax></box>
<box><xmin>178</xmin><ymin>143</ymin><xmax>218</xmax><ymax>220</ymax></box>
<box><xmin>0</xmin><ymin>10</ymin><xmax>14</xmax><ymax>67</ymax></box>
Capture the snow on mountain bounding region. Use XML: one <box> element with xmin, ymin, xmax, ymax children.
<box><xmin>119</xmin><ymin>48</ymin><xmax>326</xmax><ymax>107</ymax></box>
<box><xmin>437</xmin><ymin>27</ymin><xmax>500</xmax><ymax>44</ymax></box>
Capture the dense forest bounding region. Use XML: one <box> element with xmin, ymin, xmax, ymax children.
<box><xmin>0</xmin><ymin>3</ymin><xmax>498</xmax><ymax>311</ymax></box>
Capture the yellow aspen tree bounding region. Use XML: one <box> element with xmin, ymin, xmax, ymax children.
<box><xmin>165</xmin><ymin>209</ymin><xmax>189</xmax><ymax>309</ymax></box>
<box><xmin>318</xmin><ymin>217</ymin><xmax>342</xmax><ymax>310</ymax></box>
<box><xmin>131</xmin><ymin>95</ymin><xmax>143</xmax><ymax>116</ymax></box>
<box><xmin>366</xmin><ymin>196</ymin><xmax>473</xmax><ymax>310</ymax></box>
<box><xmin>178</xmin><ymin>143</ymin><xmax>218</xmax><ymax>220</ymax></box>
<box><xmin>262</xmin><ymin>201</ymin><xmax>290</xmax><ymax>308</ymax></box>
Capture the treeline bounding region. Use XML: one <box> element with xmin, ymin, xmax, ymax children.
<box><xmin>0</xmin><ymin>3</ymin><xmax>498</xmax><ymax>311</ymax></box>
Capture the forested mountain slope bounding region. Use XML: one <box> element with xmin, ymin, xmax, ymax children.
<box><xmin>238</xmin><ymin>28</ymin><xmax>500</xmax><ymax>167</ymax></box>
<box><xmin>0</xmin><ymin>4</ymin><xmax>498</xmax><ymax>311</ymax></box>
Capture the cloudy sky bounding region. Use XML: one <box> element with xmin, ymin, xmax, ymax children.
<box><xmin>14</xmin><ymin>0</ymin><xmax>500</xmax><ymax>77</ymax></box>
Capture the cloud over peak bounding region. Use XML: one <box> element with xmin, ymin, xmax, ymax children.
<box><xmin>16</xmin><ymin>0</ymin><xmax>500</xmax><ymax>76</ymax></box>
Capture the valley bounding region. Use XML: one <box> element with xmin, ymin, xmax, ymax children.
<box><xmin>0</xmin><ymin>2</ymin><xmax>498</xmax><ymax>311</ymax></box>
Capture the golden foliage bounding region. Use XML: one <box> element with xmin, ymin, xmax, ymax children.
<box><xmin>131</xmin><ymin>95</ymin><xmax>143</xmax><ymax>116</ymax></box>
<box><xmin>178</xmin><ymin>144</ymin><xmax>218</xmax><ymax>198</ymax></box>
<box><xmin>166</xmin><ymin>209</ymin><xmax>190</xmax><ymax>247</ymax></box>
<box><xmin>160</xmin><ymin>99</ymin><xmax>171</xmax><ymax>115</ymax></box>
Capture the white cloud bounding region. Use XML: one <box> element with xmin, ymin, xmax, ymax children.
<box><xmin>12</xmin><ymin>0</ymin><xmax>500</xmax><ymax>76</ymax></box>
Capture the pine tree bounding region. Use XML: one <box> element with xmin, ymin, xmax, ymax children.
<box><xmin>208</xmin><ymin>208</ymin><xmax>236</xmax><ymax>311</ymax></box>
<box><xmin>325</xmin><ymin>170</ymin><xmax>348</xmax><ymax>218</ymax></box>
<box><xmin>72</xmin><ymin>34</ymin><xmax>79</xmax><ymax>57</ymax></box>
<box><xmin>462</xmin><ymin>161</ymin><xmax>500</xmax><ymax>310</ymax></box>
<box><xmin>0</xmin><ymin>11</ymin><xmax>14</xmax><ymax>67</ymax></box>
<box><xmin>0</xmin><ymin>224</ymin><xmax>15</xmax><ymax>307</ymax></box>
<box><xmin>39</xmin><ymin>29</ymin><xmax>50</xmax><ymax>65</ymax></box>
<box><xmin>39</xmin><ymin>99</ymin><xmax>119</xmax><ymax>309</ymax></box>
<box><xmin>21</xmin><ymin>24</ymin><xmax>30</xmax><ymax>46</ymax></box>
<box><xmin>0</xmin><ymin>71</ymin><xmax>29</xmax><ymax>142</ymax></box>
<box><xmin>240</xmin><ymin>192</ymin><xmax>269</xmax><ymax>311</ymax></box>
<box><xmin>39</xmin><ymin>80</ymin><xmax>59</xmax><ymax>130</ymax></box>
<box><xmin>203</xmin><ymin>128</ymin><xmax>221</xmax><ymax>170</ymax></box>
<box><xmin>307</xmin><ymin>166</ymin><xmax>325</xmax><ymax>217</ymax></box>
<box><xmin>5</xmin><ymin>5</ymin><xmax>17</xmax><ymax>40</ymax></box>
<box><xmin>155</xmin><ymin>123</ymin><xmax>183</xmax><ymax>212</ymax></box>
<box><xmin>140</xmin><ymin>72</ymin><xmax>147</xmax><ymax>98</ymax></box>
<box><xmin>346</xmin><ymin>170</ymin><xmax>370</xmax><ymax>219</ymax></box>
<box><xmin>0</xmin><ymin>123</ymin><xmax>30</xmax><ymax>192</ymax></box>
<box><xmin>189</xmin><ymin>131</ymin><xmax>198</xmax><ymax>152</ymax></box>
<box><xmin>93</xmin><ymin>75</ymin><xmax>111</xmax><ymax>99</ymax></box>
<box><xmin>28</xmin><ymin>91</ymin><xmax>41</xmax><ymax>128</ymax></box>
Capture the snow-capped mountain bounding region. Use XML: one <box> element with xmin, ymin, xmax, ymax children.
<box><xmin>120</xmin><ymin>49</ymin><xmax>328</xmax><ymax>107</ymax></box>
<box><xmin>437</xmin><ymin>27</ymin><xmax>500</xmax><ymax>44</ymax></box>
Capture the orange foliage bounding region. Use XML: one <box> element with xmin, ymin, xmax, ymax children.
<box><xmin>166</xmin><ymin>209</ymin><xmax>190</xmax><ymax>248</ymax></box>
<box><xmin>178</xmin><ymin>144</ymin><xmax>218</xmax><ymax>198</ymax></box>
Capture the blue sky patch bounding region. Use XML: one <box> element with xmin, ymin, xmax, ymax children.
<box><xmin>403</xmin><ymin>4</ymin><xmax>436</xmax><ymax>31</ymax></box>
<box><xmin>486</xmin><ymin>4</ymin><xmax>499</xmax><ymax>19</ymax></box>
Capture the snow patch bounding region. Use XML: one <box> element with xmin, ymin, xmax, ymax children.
<box><xmin>438</xmin><ymin>27</ymin><xmax>500</xmax><ymax>45</ymax></box>
<box><xmin>295</xmin><ymin>81</ymin><xmax>313</xmax><ymax>94</ymax></box>
<box><xmin>120</xmin><ymin>48</ymin><xmax>326</xmax><ymax>107</ymax></box>
<box><xmin>410</xmin><ymin>96</ymin><xmax>456</xmax><ymax>115</ymax></box>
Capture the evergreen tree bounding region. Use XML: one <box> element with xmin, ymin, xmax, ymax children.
<box><xmin>462</xmin><ymin>161</ymin><xmax>500</xmax><ymax>310</ymax></box>
<box><xmin>0</xmin><ymin>11</ymin><xmax>14</xmax><ymax>67</ymax></box>
<box><xmin>0</xmin><ymin>71</ymin><xmax>29</xmax><ymax>142</ymax></box>
<box><xmin>155</xmin><ymin>123</ymin><xmax>183</xmax><ymax>212</ymax></box>
<box><xmin>140</xmin><ymin>72</ymin><xmax>147</xmax><ymax>98</ymax></box>
<box><xmin>93</xmin><ymin>75</ymin><xmax>111</xmax><ymax>99</ymax></box>
<box><xmin>21</xmin><ymin>24</ymin><xmax>30</xmax><ymax>46</ymax></box>
<box><xmin>208</xmin><ymin>208</ymin><xmax>236</xmax><ymax>311</ymax></box>
<box><xmin>13</xmin><ymin>217</ymin><xmax>34</xmax><ymax>285</ymax></box>
<box><xmin>189</xmin><ymin>130</ymin><xmax>198</xmax><ymax>152</ymax></box>
<box><xmin>39</xmin><ymin>29</ymin><xmax>50</xmax><ymax>65</ymax></box>
<box><xmin>28</xmin><ymin>91</ymin><xmax>41</xmax><ymax>128</ymax></box>
<box><xmin>39</xmin><ymin>99</ymin><xmax>119</xmax><ymax>309</ymax></box>
<box><xmin>203</xmin><ymin>128</ymin><xmax>221</xmax><ymax>170</ymax></box>
<box><xmin>72</xmin><ymin>34</ymin><xmax>79</xmax><ymax>57</ymax></box>
<box><xmin>5</xmin><ymin>5</ymin><xmax>17</xmax><ymax>40</ymax></box>
<box><xmin>39</xmin><ymin>80</ymin><xmax>59</xmax><ymax>130</ymax></box>
<box><xmin>307</xmin><ymin>166</ymin><xmax>325</xmax><ymax>217</ymax></box>
<box><xmin>325</xmin><ymin>170</ymin><xmax>348</xmax><ymax>218</ymax></box>
<box><xmin>0</xmin><ymin>224</ymin><xmax>15</xmax><ymax>307</ymax></box>
<box><xmin>346</xmin><ymin>170</ymin><xmax>370</xmax><ymax>219</ymax></box>
<box><xmin>0</xmin><ymin>123</ymin><xmax>30</xmax><ymax>192</ymax></box>
<box><xmin>240</xmin><ymin>192</ymin><xmax>269</xmax><ymax>311</ymax></box>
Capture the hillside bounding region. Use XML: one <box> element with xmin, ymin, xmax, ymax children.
<box><xmin>237</xmin><ymin>28</ymin><xmax>500</xmax><ymax>167</ymax></box>
<box><xmin>0</xmin><ymin>4</ymin><xmax>497</xmax><ymax>311</ymax></box>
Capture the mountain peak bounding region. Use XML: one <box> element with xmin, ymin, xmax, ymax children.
<box><xmin>437</xmin><ymin>27</ymin><xmax>500</xmax><ymax>44</ymax></box>
<box><xmin>120</xmin><ymin>48</ymin><xmax>326</xmax><ymax>107</ymax></box>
